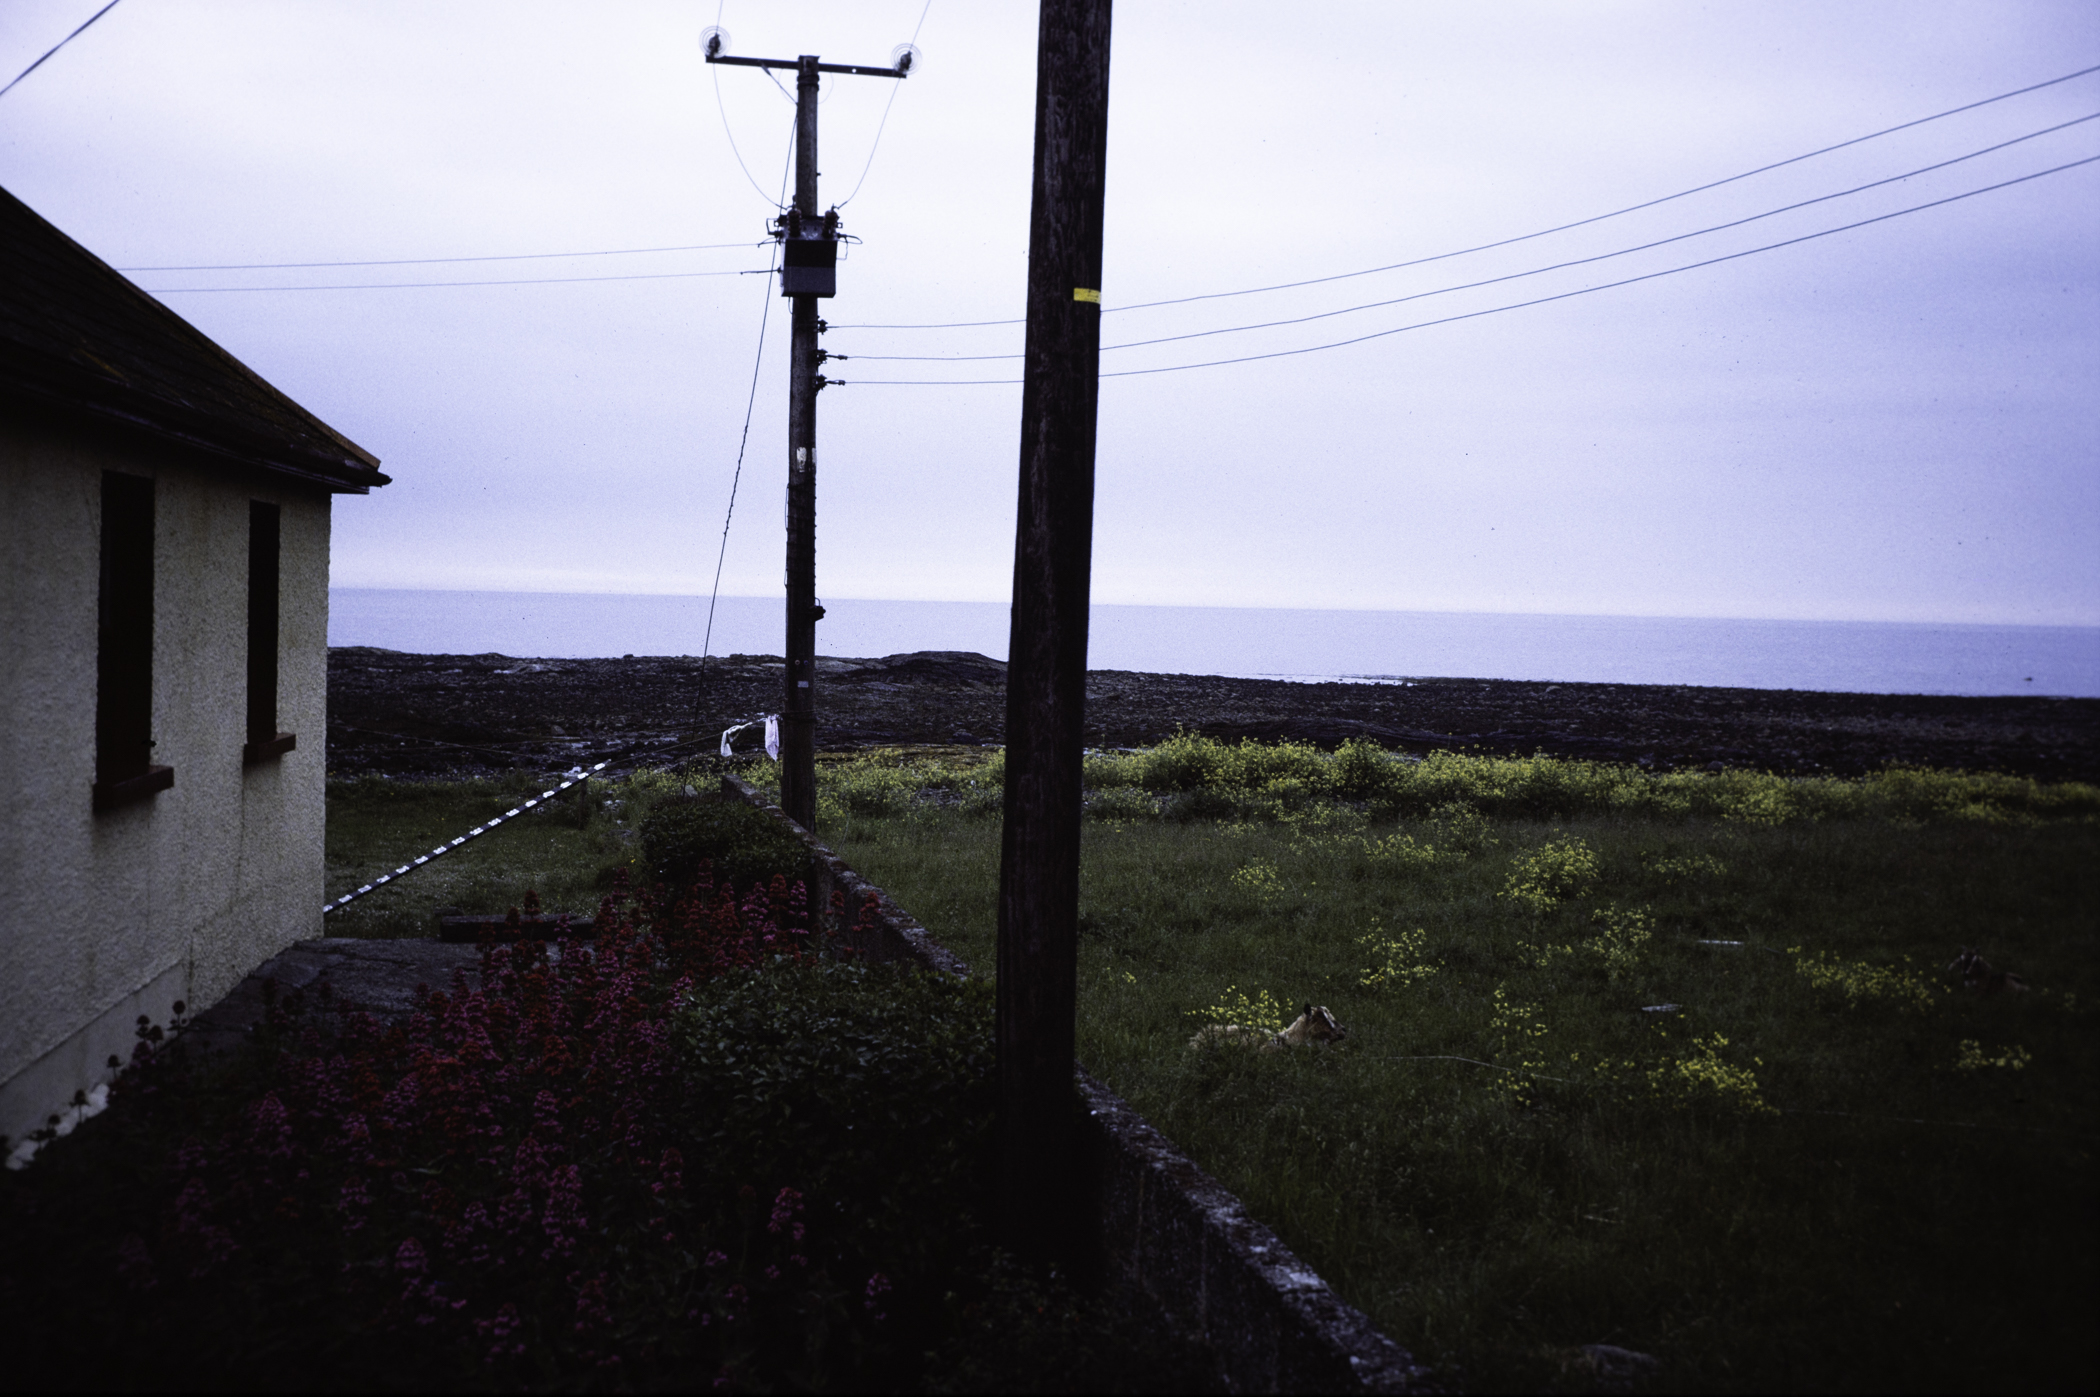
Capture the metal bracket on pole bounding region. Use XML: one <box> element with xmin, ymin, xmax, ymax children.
<box><xmin>709</xmin><ymin>54</ymin><xmax>909</xmax><ymax>79</ymax></box>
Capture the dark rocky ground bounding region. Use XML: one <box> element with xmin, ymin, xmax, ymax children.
<box><xmin>327</xmin><ymin>646</ymin><xmax>2100</xmax><ymax>785</ymax></box>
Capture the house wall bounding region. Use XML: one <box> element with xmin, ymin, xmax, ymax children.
<box><xmin>0</xmin><ymin>411</ymin><xmax>331</xmax><ymax>1154</ymax></box>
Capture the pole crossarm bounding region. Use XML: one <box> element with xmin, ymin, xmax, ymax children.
<box><xmin>707</xmin><ymin>54</ymin><xmax>907</xmax><ymax>79</ymax></box>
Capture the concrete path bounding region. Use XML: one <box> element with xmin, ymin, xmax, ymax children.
<box><xmin>183</xmin><ymin>938</ymin><xmax>480</xmax><ymax>1056</ymax></box>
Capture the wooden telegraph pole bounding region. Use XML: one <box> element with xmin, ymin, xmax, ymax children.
<box><xmin>705</xmin><ymin>36</ymin><xmax>910</xmax><ymax>831</ymax></box>
<box><xmin>996</xmin><ymin>0</ymin><xmax>1113</xmax><ymax>1261</ymax></box>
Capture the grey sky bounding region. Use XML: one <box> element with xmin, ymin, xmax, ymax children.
<box><xmin>4</xmin><ymin>1</ymin><xmax>2095</xmax><ymax>626</ymax></box>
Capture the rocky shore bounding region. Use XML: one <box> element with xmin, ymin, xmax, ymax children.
<box><xmin>326</xmin><ymin>646</ymin><xmax>2100</xmax><ymax>785</ymax></box>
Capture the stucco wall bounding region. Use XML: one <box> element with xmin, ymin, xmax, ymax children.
<box><xmin>0</xmin><ymin>411</ymin><xmax>331</xmax><ymax>1152</ymax></box>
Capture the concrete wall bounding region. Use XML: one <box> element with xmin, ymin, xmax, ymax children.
<box><xmin>0</xmin><ymin>411</ymin><xmax>331</xmax><ymax>1154</ymax></box>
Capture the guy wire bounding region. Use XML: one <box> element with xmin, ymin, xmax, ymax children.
<box><xmin>693</xmin><ymin>116</ymin><xmax>795</xmax><ymax>726</ymax></box>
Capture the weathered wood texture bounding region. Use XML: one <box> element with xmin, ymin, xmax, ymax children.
<box><xmin>996</xmin><ymin>0</ymin><xmax>1114</xmax><ymax>1262</ymax></box>
<box><xmin>781</xmin><ymin>54</ymin><xmax>823</xmax><ymax>831</ymax></box>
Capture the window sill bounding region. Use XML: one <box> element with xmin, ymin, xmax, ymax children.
<box><xmin>243</xmin><ymin>732</ymin><xmax>297</xmax><ymax>765</ymax></box>
<box><xmin>93</xmin><ymin>765</ymin><xmax>174</xmax><ymax>813</ymax></box>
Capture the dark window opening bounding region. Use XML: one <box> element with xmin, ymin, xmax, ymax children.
<box><xmin>94</xmin><ymin>472</ymin><xmax>171</xmax><ymax>811</ymax></box>
<box><xmin>243</xmin><ymin>500</ymin><xmax>295</xmax><ymax>765</ymax></box>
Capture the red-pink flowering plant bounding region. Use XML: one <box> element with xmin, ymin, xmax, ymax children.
<box><xmin>3</xmin><ymin>858</ymin><xmax>983</xmax><ymax>1389</ymax></box>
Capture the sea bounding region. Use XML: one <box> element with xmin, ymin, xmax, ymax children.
<box><xmin>327</xmin><ymin>589</ymin><xmax>2100</xmax><ymax>698</ymax></box>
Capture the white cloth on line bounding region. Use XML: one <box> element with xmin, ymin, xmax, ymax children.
<box><xmin>764</xmin><ymin>714</ymin><xmax>781</xmax><ymax>762</ymax></box>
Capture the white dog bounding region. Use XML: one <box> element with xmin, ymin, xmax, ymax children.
<box><xmin>1188</xmin><ymin>1003</ymin><xmax>1347</xmax><ymax>1052</ymax></box>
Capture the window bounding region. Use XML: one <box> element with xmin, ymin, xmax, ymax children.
<box><xmin>93</xmin><ymin>472</ymin><xmax>170</xmax><ymax>811</ymax></box>
<box><xmin>243</xmin><ymin>500</ymin><xmax>295</xmax><ymax>764</ymax></box>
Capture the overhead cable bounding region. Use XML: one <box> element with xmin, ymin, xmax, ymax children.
<box><xmin>120</xmin><ymin>241</ymin><xmax>765</xmax><ymax>272</ymax></box>
<box><xmin>0</xmin><ymin>0</ymin><xmax>122</xmax><ymax>102</ymax></box>
<box><xmin>838</xmin><ymin>0</ymin><xmax>935</xmax><ymax>206</ymax></box>
<box><xmin>843</xmin><ymin>111</ymin><xmax>2100</xmax><ymax>362</ymax></box>
<box><xmin>145</xmin><ymin>266</ymin><xmax>769</xmax><ymax>294</ymax></box>
<box><xmin>830</xmin><ymin>153</ymin><xmax>2100</xmax><ymax>385</ymax></box>
<box><xmin>829</xmin><ymin>58</ymin><xmax>2100</xmax><ymax>331</ymax></box>
<box><xmin>715</xmin><ymin>22</ymin><xmax>791</xmax><ymax>207</ymax></box>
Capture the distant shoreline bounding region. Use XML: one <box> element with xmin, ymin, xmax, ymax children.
<box><xmin>326</xmin><ymin>647</ymin><xmax>2100</xmax><ymax>786</ymax></box>
<box><xmin>328</xmin><ymin>591</ymin><xmax>2100</xmax><ymax>700</ymax></box>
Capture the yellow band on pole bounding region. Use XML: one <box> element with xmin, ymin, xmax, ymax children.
<box><xmin>1073</xmin><ymin>287</ymin><xmax>1101</xmax><ymax>304</ymax></box>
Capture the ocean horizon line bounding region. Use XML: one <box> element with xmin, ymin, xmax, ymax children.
<box><xmin>327</xmin><ymin>589</ymin><xmax>2100</xmax><ymax>699</ymax></box>
<box><xmin>328</xmin><ymin>587</ymin><xmax>2100</xmax><ymax>636</ymax></box>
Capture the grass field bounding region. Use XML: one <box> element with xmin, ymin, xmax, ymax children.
<box><xmin>321</xmin><ymin>754</ymin><xmax>888</xmax><ymax>938</ymax></box>
<box><xmin>321</xmin><ymin>746</ymin><xmax>2098</xmax><ymax>1390</ymax></box>
<box><xmin>802</xmin><ymin>743</ymin><xmax>2099</xmax><ymax>1392</ymax></box>
<box><xmin>321</xmin><ymin>770</ymin><xmax>690</xmax><ymax>937</ymax></box>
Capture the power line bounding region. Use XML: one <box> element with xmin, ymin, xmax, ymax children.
<box><xmin>842</xmin><ymin>111</ymin><xmax>2100</xmax><ymax>362</ymax></box>
<box><xmin>0</xmin><ymin>0</ymin><xmax>122</xmax><ymax>102</ymax></box>
<box><xmin>104</xmin><ymin>57</ymin><xmax>2096</xmax><ymax>310</ymax></box>
<box><xmin>838</xmin><ymin>0</ymin><xmax>934</xmax><ymax>207</ymax></box>
<box><xmin>831</xmin><ymin>312</ymin><xmax>1019</xmax><ymax>330</ymax></box>
<box><xmin>831</xmin><ymin>153</ymin><xmax>2100</xmax><ymax>385</ymax></box>
<box><xmin>119</xmin><ymin>240</ymin><xmax>765</xmax><ymax>272</ymax></box>
<box><xmin>698</xmin><ymin>127</ymin><xmax>794</xmax><ymax>702</ymax></box>
<box><xmin>144</xmin><ymin>266</ymin><xmax>769</xmax><ymax>294</ymax></box>
<box><xmin>714</xmin><ymin>11</ymin><xmax>792</xmax><ymax>208</ymax></box>
<box><xmin>829</xmin><ymin>58</ymin><xmax>2100</xmax><ymax>331</ymax></box>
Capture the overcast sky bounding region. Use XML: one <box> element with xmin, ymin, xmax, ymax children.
<box><xmin>4</xmin><ymin>1</ymin><xmax>2095</xmax><ymax>626</ymax></box>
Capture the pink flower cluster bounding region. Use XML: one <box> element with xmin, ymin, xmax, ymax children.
<box><xmin>109</xmin><ymin>865</ymin><xmax>889</xmax><ymax>1381</ymax></box>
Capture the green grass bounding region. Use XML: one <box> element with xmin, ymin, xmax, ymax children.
<box><xmin>322</xmin><ymin>769</ymin><xmax>691</xmax><ymax>936</ymax></box>
<box><xmin>814</xmin><ymin>743</ymin><xmax>2100</xmax><ymax>1392</ymax></box>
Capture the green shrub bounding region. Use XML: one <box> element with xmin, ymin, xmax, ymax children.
<box><xmin>1159</xmin><ymin>787</ymin><xmax>1241</xmax><ymax>823</ymax></box>
<box><xmin>639</xmin><ymin>795</ymin><xmax>816</xmax><ymax>896</ymax></box>
<box><xmin>1329</xmin><ymin>737</ymin><xmax>1397</xmax><ymax>800</ymax></box>
<box><xmin>1084</xmin><ymin>786</ymin><xmax>1158</xmax><ymax>821</ymax></box>
<box><xmin>815</xmin><ymin>734</ymin><xmax>2100</xmax><ymax>831</ymax></box>
<box><xmin>673</xmin><ymin>962</ymin><xmax>996</xmax><ymax>1292</ymax></box>
<box><xmin>1500</xmin><ymin>834</ymin><xmax>1600</xmax><ymax>914</ymax></box>
<box><xmin>1081</xmin><ymin>748</ymin><xmax>1138</xmax><ymax>791</ymax></box>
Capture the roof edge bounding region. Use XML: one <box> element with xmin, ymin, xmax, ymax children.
<box><xmin>0</xmin><ymin>184</ymin><xmax>385</xmax><ymax>481</ymax></box>
<box><xmin>2</xmin><ymin>361</ymin><xmax>390</xmax><ymax>493</ymax></box>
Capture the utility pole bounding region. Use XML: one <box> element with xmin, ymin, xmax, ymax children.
<box><xmin>995</xmin><ymin>0</ymin><xmax>1113</xmax><ymax>1264</ymax></box>
<box><xmin>705</xmin><ymin>34</ymin><xmax>910</xmax><ymax>831</ymax></box>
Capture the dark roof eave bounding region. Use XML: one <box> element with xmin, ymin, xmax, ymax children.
<box><xmin>3</xmin><ymin>357</ymin><xmax>388</xmax><ymax>494</ymax></box>
<box><xmin>1</xmin><ymin>184</ymin><xmax>388</xmax><ymax>494</ymax></box>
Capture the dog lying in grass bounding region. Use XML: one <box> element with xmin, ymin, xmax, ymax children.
<box><xmin>1188</xmin><ymin>1003</ymin><xmax>1348</xmax><ymax>1052</ymax></box>
<box><xmin>1948</xmin><ymin>946</ymin><xmax>2030</xmax><ymax>995</ymax></box>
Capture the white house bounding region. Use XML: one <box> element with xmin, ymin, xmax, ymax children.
<box><xmin>0</xmin><ymin>184</ymin><xmax>388</xmax><ymax>1157</ymax></box>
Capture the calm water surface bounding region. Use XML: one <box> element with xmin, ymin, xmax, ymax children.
<box><xmin>329</xmin><ymin>590</ymin><xmax>2100</xmax><ymax>698</ymax></box>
